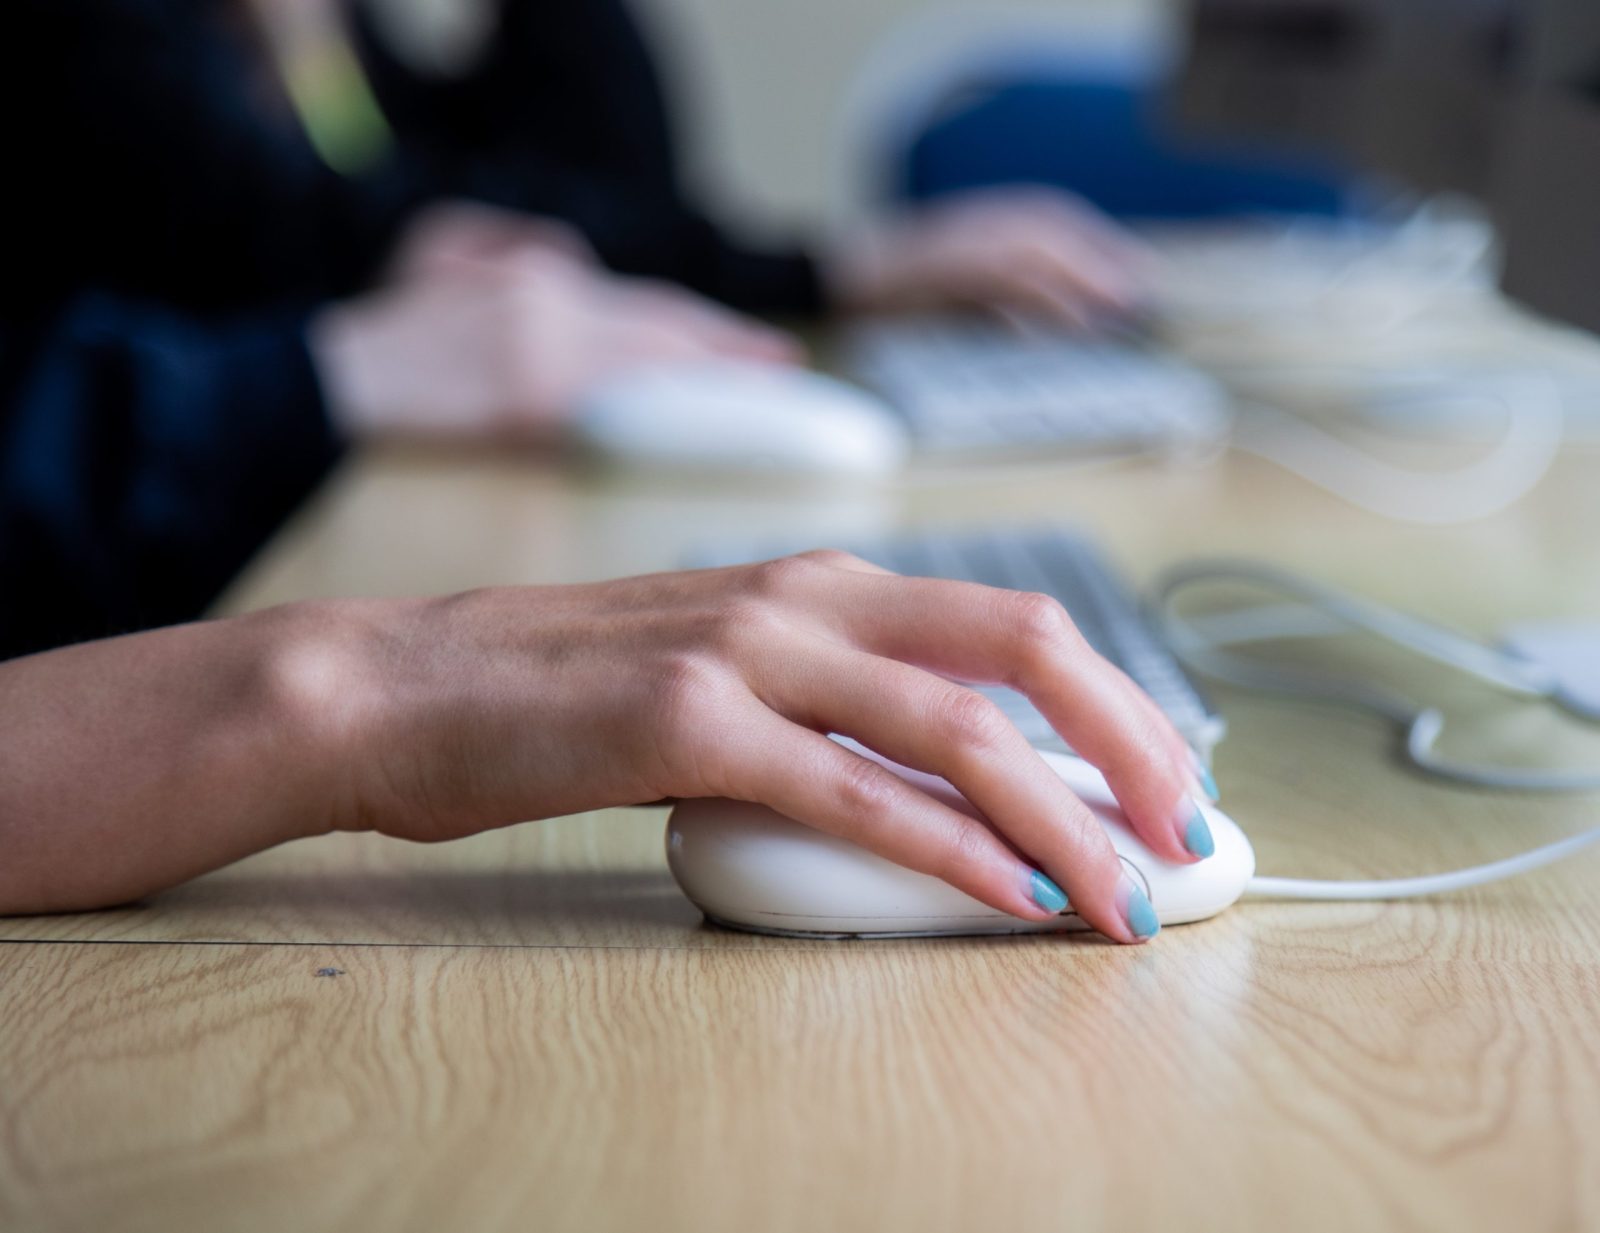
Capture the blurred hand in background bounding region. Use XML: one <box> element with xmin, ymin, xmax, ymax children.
<box><xmin>312</xmin><ymin>202</ymin><xmax>803</xmax><ymax>444</ymax></box>
<box><xmin>824</xmin><ymin>186</ymin><xmax>1156</xmax><ymax>330</ymax></box>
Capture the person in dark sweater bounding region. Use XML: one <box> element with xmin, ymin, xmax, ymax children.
<box><xmin>1</xmin><ymin>0</ymin><xmax>1149</xmax><ymax>661</ymax></box>
<box><xmin>0</xmin><ymin>0</ymin><xmax>817</xmax><ymax>658</ymax></box>
<box><xmin>4</xmin><ymin>0</ymin><xmax>841</xmax><ymax>318</ymax></box>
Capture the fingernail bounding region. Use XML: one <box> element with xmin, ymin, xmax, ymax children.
<box><xmin>1183</xmin><ymin>804</ymin><xmax>1215</xmax><ymax>859</ymax></box>
<box><xmin>1027</xmin><ymin>869</ymin><xmax>1070</xmax><ymax>914</ymax></box>
<box><xmin>1190</xmin><ymin>750</ymin><xmax>1220</xmax><ymax>802</ymax></box>
<box><xmin>1120</xmin><ymin>876</ymin><xmax>1160</xmax><ymax>940</ymax></box>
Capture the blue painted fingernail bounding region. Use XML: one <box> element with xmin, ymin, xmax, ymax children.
<box><xmin>1123</xmin><ymin>882</ymin><xmax>1160</xmax><ymax>939</ymax></box>
<box><xmin>1184</xmin><ymin>806</ymin><xmax>1215</xmax><ymax>859</ymax></box>
<box><xmin>1028</xmin><ymin>869</ymin><xmax>1070</xmax><ymax>914</ymax></box>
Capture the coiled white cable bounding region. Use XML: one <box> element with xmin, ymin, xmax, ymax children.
<box><xmin>1155</xmin><ymin>560</ymin><xmax>1600</xmax><ymax>901</ymax></box>
<box><xmin>1158</xmin><ymin>557</ymin><xmax>1554</xmax><ymax>692</ymax></box>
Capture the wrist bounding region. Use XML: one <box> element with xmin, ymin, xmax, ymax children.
<box><xmin>245</xmin><ymin>596</ymin><xmax>425</xmax><ymax>837</ymax></box>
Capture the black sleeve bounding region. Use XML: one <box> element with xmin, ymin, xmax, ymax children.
<box><xmin>0</xmin><ymin>295</ymin><xmax>344</xmax><ymax>661</ymax></box>
<box><xmin>5</xmin><ymin>0</ymin><xmax>426</xmax><ymax>314</ymax></box>
<box><xmin>6</xmin><ymin>0</ymin><xmax>821</xmax><ymax>317</ymax></box>
<box><xmin>439</xmin><ymin>149</ymin><xmax>828</xmax><ymax>316</ymax></box>
<box><xmin>356</xmin><ymin>0</ymin><xmax>827</xmax><ymax>315</ymax></box>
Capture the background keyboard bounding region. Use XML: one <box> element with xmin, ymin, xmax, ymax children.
<box><xmin>841</xmin><ymin>318</ymin><xmax>1232</xmax><ymax>456</ymax></box>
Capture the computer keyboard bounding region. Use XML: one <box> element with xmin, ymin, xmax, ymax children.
<box><xmin>689</xmin><ymin>525</ymin><xmax>1226</xmax><ymax>758</ymax></box>
<box><xmin>840</xmin><ymin>318</ymin><xmax>1232</xmax><ymax>457</ymax></box>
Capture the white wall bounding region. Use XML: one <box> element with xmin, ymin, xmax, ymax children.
<box><xmin>634</xmin><ymin>0</ymin><xmax>1170</xmax><ymax>233</ymax></box>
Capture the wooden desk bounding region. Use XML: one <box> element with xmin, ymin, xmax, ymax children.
<box><xmin>5</xmin><ymin>424</ymin><xmax>1600</xmax><ymax>1230</ymax></box>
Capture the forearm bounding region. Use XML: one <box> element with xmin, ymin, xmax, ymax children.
<box><xmin>0</xmin><ymin>602</ymin><xmax>386</xmax><ymax>914</ymax></box>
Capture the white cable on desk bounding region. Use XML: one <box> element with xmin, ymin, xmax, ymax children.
<box><xmin>1405</xmin><ymin>709</ymin><xmax>1600</xmax><ymax>792</ymax></box>
<box><xmin>1156</xmin><ymin>558</ymin><xmax>1556</xmax><ymax>698</ymax></box>
<box><xmin>1153</xmin><ymin>559</ymin><xmax>1600</xmax><ymax>793</ymax></box>
<box><xmin>1154</xmin><ymin>560</ymin><xmax>1600</xmax><ymax>900</ymax></box>
<box><xmin>1245</xmin><ymin>827</ymin><xmax>1600</xmax><ymax>900</ymax></box>
<box><xmin>1164</xmin><ymin>566</ymin><xmax>1600</xmax><ymax>796</ymax></box>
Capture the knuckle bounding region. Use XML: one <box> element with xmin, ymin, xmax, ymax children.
<box><xmin>741</xmin><ymin>554</ymin><xmax>818</xmax><ymax>599</ymax></box>
<box><xmin>698</xmin><ymin>598</ymin><xmax>781</xmax><ymax>655</ymax></box>
<box><xmin>1009</xmin><ymin>592</ymin><xmax>1080</xmax><ymax>657</ymax></box>
<box><xmin>934</xmin><ymin>687</ymin><xmax>1010</xmax><ymax>754</ymax></box>
<box><xmin>830</xmin><ymin>755</ymin><xmax>903</xmax><ymax>826</ymax></box>
<box><xmin>793</xmin><ymin>547</ymin><xmax>861</xmax><ymax>570</ymax></box>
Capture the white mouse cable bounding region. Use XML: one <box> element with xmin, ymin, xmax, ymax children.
<box><xmin>1149</xmin><ymin>560</ymin><xmax>1600</xmax><ymax>899</ymax></box>
<box><xmin>1244</xmin><ymin>827</ymin><xmax>1600</xmax><ymax>901</ymax></box>
<box><xmin>1151</xmin><ymin>559</ymin><xmax>1600</xmax><ymax>792</ymax></box>
<box><xmin>1154</xmin><ymin>558</ymin><xmax>1557</xmax><ymax>697</ymax></box>
<box><xmin>1152</xmin><ymin>558</ymin><xmax>1566</xmax><ymax>769</ymax></box>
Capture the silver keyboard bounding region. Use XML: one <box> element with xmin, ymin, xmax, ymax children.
<box><xmin>841</xmin><ymin>318</ymin><xmax>1231</xmax><ymax>456</ymax></box>
<box><xmin>690</xmin><ymin>526</ymin><xmax>1226</xmax><ymax>758</ymax></box>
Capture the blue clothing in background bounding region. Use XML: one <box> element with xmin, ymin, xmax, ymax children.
<box><xmin>901</xmin><ymin>79</ymin><xmax>1357</xmax><ymax>220</ymax></box>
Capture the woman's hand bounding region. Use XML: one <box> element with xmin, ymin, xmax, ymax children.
<box><xmin>310</xmin><ymin>245</ymin><xmax>801</xmax><ymax>444</ymax></box>
<box><xmin>824</xmin><ymin>186</ymin><xmax>1155</xmax><ymax>329</ymax></box>
<box><xmin>314</xmin><ymin>552</ymin><xmax>1210</xmax><ymax>942</ymax></box>
<box><xmin>0</xmin><ymin>555</ymin><xmax>1209</xmax><ymax>939</ymax></box>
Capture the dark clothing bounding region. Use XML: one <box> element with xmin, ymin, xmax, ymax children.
<box><xmin>0</xmin><ymin>296</ymin><xmax>340</xmax><ymax>659</ymax></box>
<box><xmin>1</xmin><ymin>0</ymin><xmax>821</xmax><ymax>661</ymax></box>
<box><xmin>6</xmin><ymin>0</ymin><xmax>822</xmax><ymax>317</ymax></box>
<box><xmin>352</xmin><ymin>0</ymin><xmax>823</xmax><ymax>313</ymax></box>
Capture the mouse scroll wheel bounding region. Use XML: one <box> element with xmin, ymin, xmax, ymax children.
<box><xmin>1118</xmin><ymin>855</ymin><xmax>1153</xmax><ymax>906</ymax></box>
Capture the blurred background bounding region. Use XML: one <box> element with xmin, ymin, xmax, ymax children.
<box><xmin>639</xmin><ymin>0</ymin><xmax>1167</xmax><ymax>228</ymax></box>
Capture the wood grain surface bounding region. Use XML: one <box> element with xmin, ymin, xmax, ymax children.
<box><xmin>3</xmin><ymin>925</ymin><xmax>1598</xmax><ymax>1233</ymax></box>
<box><xmin>5</xmin><ymin>324</ymin><xmax>1600</xmax><ymax>1230</ymax></box>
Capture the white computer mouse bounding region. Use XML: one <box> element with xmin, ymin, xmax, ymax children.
<box><xmin>665</xmin><ymin>745</ymin><xmax>1255</xmax><ymax>938</ymax></box>
<box><xmin>572</xmin><ymin>362</ymin><xmax>909</xmax><ymax>476</ymax></box>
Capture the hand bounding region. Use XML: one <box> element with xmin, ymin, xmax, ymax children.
<box><xmin>309</xmin><ymin>248</ymin><xmax>803</xmax><ymax>443</ymax></box>
<box><xmin>386</xmin><ymin>199</ymin><xmax>597</xmax><ymax>283</ymax></box>
<box><xmin>323</xmin><ymin>551</ymin><xmax>1209</xmax><ymax>943</ymax></box>
<box><xmin>824</xmin><ymin>186</ymin><xmax>1154</xmax><ymax>329</ymax></box>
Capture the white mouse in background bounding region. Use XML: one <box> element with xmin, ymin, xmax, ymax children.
<box><xmin>666</xmin><ymin>744</ymin><xmax>1255</xmax><ymax>938</ymax></box>
<box><xmin>571</xmin><ymin>362</ymin><xmax>909</xmax><ymax>476</ymax></box>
